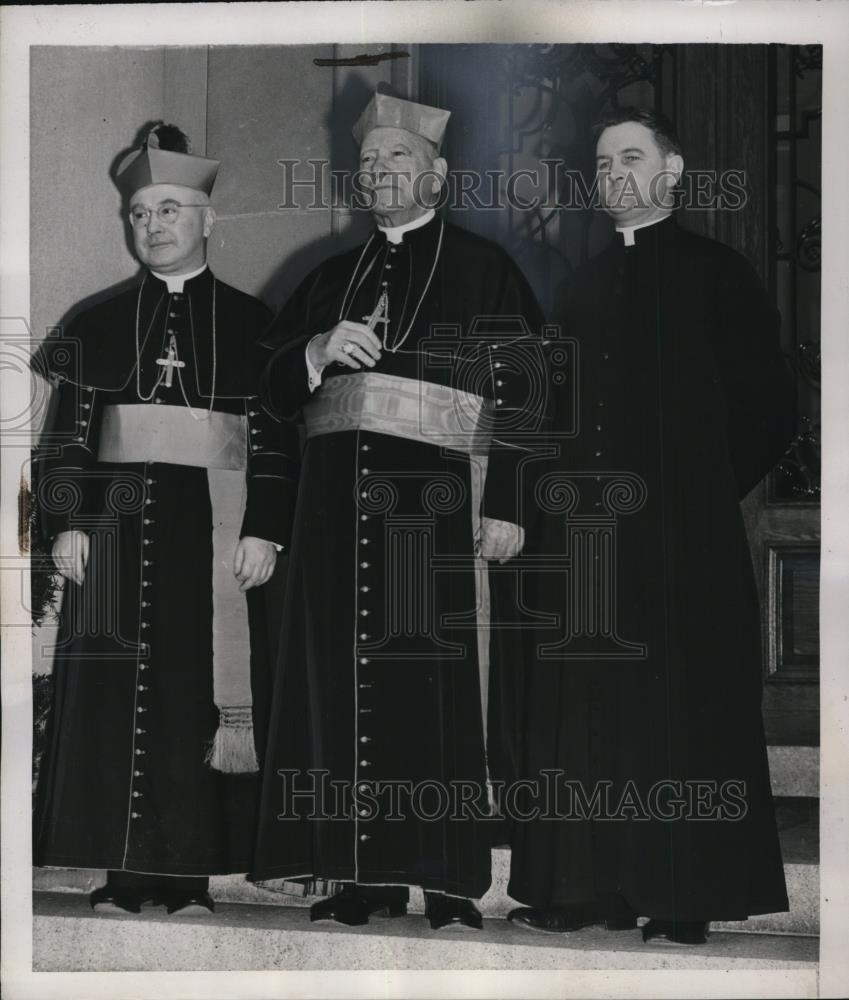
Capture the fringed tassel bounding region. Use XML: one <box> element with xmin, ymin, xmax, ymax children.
<box><xmin>205</xmin><ymin>706</ymin><xmax>259</xmax><ymax>774</ymax></box>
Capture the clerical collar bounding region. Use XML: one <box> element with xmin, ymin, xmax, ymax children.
<box><xmin>376</xmin><ymin>209</ymin><xmax>436</xmax><ymax>245</ymax></box>
<box><xmin>150</xmin><ymin>263</ymin><xmax>208</xmax><ymax>293</ymax></box>
<box><xmin>616</xmin><ymin>213</ymin><xmax>672</xmax><ymax>247</ymax></box>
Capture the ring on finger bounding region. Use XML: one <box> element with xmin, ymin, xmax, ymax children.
<box><xmin>341</xmin><ymin>342</ymin><xmax>355</xmax><ymax>355</ymax></box>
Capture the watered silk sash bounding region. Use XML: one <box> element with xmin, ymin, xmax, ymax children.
<box><xmin>98</xmin><ymin>403</ymin><xmax>246</xmax><ymax>470</ymax></box>
<box><xmin>304</xmin><ymin>370</ymin><xmax>493</xmax><ymax>745</ymax></box>
<box><xmin>303</xmin><ymin>371</ymin><xmax>493</xmax><ymax>456</ymax></box>
<box><xmin>96</xmin><ymin>403</ymin><xmax>256</xmax><ymax>773</ymax></box>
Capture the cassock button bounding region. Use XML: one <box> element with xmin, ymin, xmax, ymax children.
<box><xmin>361</xmin><ymin>468</ymin><xmax>371</xmax><ymax>475</ymax></box>
<box><xmin>360</xmin><ymin>736</ymin><xmax>371</xmax><ymax>743</ymax></box>
<box><xmin>134</xmin><ymin>770</ymin><xmax>143</xmax><ymax>777</ymax></box>
<box><xmin>359</xmin><ymin>633</ymin><xmax>369</xmax><ymax>641</ymax></box>
<box><xmin>358</xmin><ymin>784</ymin><xmax>368</xmax><ymax>792</ymax></box>
<box><xmin>360</xmin><ymin>444</ymin><xmax>371</xmax><ymax>452</ymax></box>
<box><xmin>142</xmin><ymin>581</ymin><xmax>151</xmax><ymax>588</ymax></box>
<box><xmin>141</xmin><ymin>622</ymin><xmax>150</xmax><ymax>629</ymax></box>
<box><xmin>385</xmin><ymin>264</ymin><xmax>392</xmax><ymax>270</ymax></box>
<box><xmin>360</xmin><ymin>491</ymin><xmax>368</xmax><ymax>499</ymax></box>
<box><xmin>360</xmin><ymin>609</ymin><xmax>370</xmax><ymax>616</ymax></box>
<box><xmin>360</xmin><ymin>515</ymin><xmax>369</xmax><ymax>522</ymax></box>
<box><xmin>494</xmin><ymin>362</ymin><xmax>502</xmax><ymax>369</ymax></box>
<box><xmin>598</xmin><ymin>400</ymin><xmax>605</xmax><ymax>407</ymax></box>
<box><xmin>360</xmin><ymin>538</ymin><xmax>370</xmax><ymax>546</ymax></box>
<box><xmin>602</xmin><ymin>353</ymin><xmax>610</xmax><ymax>360</ymax></box>
<box><xmin>496</xmin><ymin>398</ymin><xmax>503</xmax><ymax>406</ymax></box>
<box><xmin>594</xmin><ymin>451</ymin><xmax>602</xmax><ymax>458</ymax></box>
<box><xmin>360</xmin><ymin>585</ymin><xmax>370</xmax><ymax>592</ymax></box>
<box><xmin>360</xmin><ymin>834</ymin><xmax>370</xmax><ymax>842</ymax></box>
<box><xmin>496</xmin><ymin>380</ymin><xmax>504</xmax><ymax>387</ymax></box>
<box><xmin>79</xmin><ymin>419</ymin><xmax>88</xmax><ymax>426</ymax></box>
<box><xmin>135</xmin><ymin>748</ymin><xmax>145</xmax><ymax>754</ymax></box>
<box><xmin>131</xmin><ymin>812</ymin><xmax>141</xmax><ymax>819</ymax></box>
<box><xmin>359</xmin><ymin>657</ymin><xmax>369</xmax><ymax>665</ymax></box>
<box><xmin>359</xmin><ymin>809</ymin><xmax>368</xmax><ymax>817</ymax></box>
<box><xmin>82</xmin><ymin>403</ymin><xmax>91</xmax><ymax>410</ymax></box>
<box><xmin>132</xmin><ymin>791</ymin><xmax>142</xmax><ymax>798</ymax></box>
<box><xmin>141</xmin><ymin>601</ymin><xmax>150</xmax><ymax>608</ymax></box>
<box><xmin>360</xmin><ymin>561</ymin><xmax>370</xmax><ymax>569</ymax></box>
<box><xmin>595</xmin><ymin>424</ymin><xmax>603</xmax><ymax>431</ymax></box>
<box><xmin>73</xmin><ymin>437</ymin><xmax>84</xmax><ymax>443</ymax></box>
<box><xmin>143</xmin><ymin>539</ymin><xmax>152</xmax><ymax>546</ymax></box>
<box><xmin>139</xmin><ymin>663</ymin><xmax>149</xmax><ymax>670</ymax></box>
<box><xmin>360</xmin><ymin>760</ymin><xmax>371</xmax><ymax>767</ymax></box>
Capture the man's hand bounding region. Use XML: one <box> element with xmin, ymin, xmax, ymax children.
<box><xmin>234</xmin><ymin>536</ymin><xmax>278</xmax><ymax>592</ymax></box>
<box><xmin>479</xmin><ymin>517</ymin><xmax>525</xmax><ymax>564</ymax></box>
<box><xmin>308</xmin><ymin>321</ymin><xmax>383</xmax><ymax>371</ymax></box>
<box><xmin>52</xmin><ymin>530</ymin><xmax>90</xmax><ymax>586</ymax></box>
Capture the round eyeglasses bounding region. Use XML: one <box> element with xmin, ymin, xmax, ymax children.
<box><xmin>129</xmin><ymin>202</ymin><xmax>208</xmax><ymax>226</ymax></box>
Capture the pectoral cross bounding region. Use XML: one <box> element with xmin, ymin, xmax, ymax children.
<box><xmin>363</xmin><ymin>290</ymin><xmax>390</xmax><ymax>339</ymax></box>
<box><xmin>155</xmin><ymin>337</ymin><xmax>186</xmax><ymax>388</ymax></box>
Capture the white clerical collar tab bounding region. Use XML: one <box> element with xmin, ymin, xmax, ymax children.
<box><xmin>616</xmin><ymin>214</ymin><xmax>671</xmax><ymax>247</ymax></box>
<box><xmin>377</xmin><ymin>209</ymin><xmax>436</xmax><ymax>245</ymax></box>
<box><xmin>151</xmin><ymin>263</ymin><xmax>208</xmax><ymax>294</ymax></box>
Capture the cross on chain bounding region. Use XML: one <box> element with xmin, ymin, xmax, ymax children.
<box><xmin>155</xmin><ymin>336</ymin><xmax>186</xmax><ymax>387</ymax></box>
<box><xmin>363</xmin><ymin>290</ymin><xmax>390</xmax><ymax>338</ymax></box>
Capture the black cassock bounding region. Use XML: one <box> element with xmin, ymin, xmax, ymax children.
<box><xmin>501</xmin><ymin>216</ymin><xmax>795</xmax><ymax>921</ymax></box>
<box><xmin>251</xmin><ymin>215</ymin><xmax>547</xmax><ymax>898</ymax></box>
<box><xmin>34</xmin><ymin>268</ymin><xmax>299</xmax><ymax>876</ymax></box>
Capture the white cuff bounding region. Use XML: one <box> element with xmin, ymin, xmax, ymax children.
<box><xmin>306</xmin><ymin>336</ymin><xmax>325</xmax><ymax>393</ymax></box>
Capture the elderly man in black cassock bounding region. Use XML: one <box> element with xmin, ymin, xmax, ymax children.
<box><xmin>34</xmin><ymin>124</ymin><xmax>298</xmax><ymax>915</ymax></box>
<box><xmin>504</xmin><ymin>108</ymin><xmax>795</xmax><ymax>944</ymax></box>
<box><xmin>251</xmin><ymin>93</ymin><xmax>548</xmax><ymax>929</ymax></box>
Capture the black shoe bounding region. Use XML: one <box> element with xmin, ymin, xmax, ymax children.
<box><xmin>424</xmin><ymin>894</ymin><xmax>483</xmax><ymax>931</ymax></box>
<box><xmin>641</xmin><ymin>918</ymin><xmax>709</xmax><ymax>945</ymax></box>
<box><xmin>90</xmin><ymin>885</ymin><xmax>143</xmax><ymax>914</ymax></box>
<box><xmin>310</xmin><ymin>890</ymin><xmax>407</xmax><ymax>927</ymax></box>
<box><xmin>507</xmin><ymin>906</ymin><xmax>637</xmax><ymax>934</ymax></box>
<box><xmin>165</xmin><ymin>891</ymin><xmax>215</xmax><ymax>916</ymax></box>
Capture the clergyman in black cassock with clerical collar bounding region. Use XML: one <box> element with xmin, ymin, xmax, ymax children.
<box><xmin>251</xmin><ymin>93</ymin><xmax>550</xmax><ymax>930</ymax></box>
<box><xmin>33</xmin><ymin>123</ymin><xmax>299</xmax><ymax>916</ymax></box>
<box><xmin>503</xmin><ymin>108</ymin><xmax>796</xmax><ymax>945</ymax></box>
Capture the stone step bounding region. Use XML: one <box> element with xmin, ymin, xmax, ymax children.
<box><xmin>768</xmin><ymin>746</ymin><xmax>819</xmax><ymax>798</ymax></box>
<box><xmin>32</xmin><ymin>891</ymin><xmax>818</xmax><ymax>973</ymax></box>
<box><xmin>33</xmin><ymin>853</ymin><xmax>819</xmax><ymax>938</ymax></box>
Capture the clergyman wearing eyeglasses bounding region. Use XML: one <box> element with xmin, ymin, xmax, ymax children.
<box><xmin>32</xmin><ymin>123</ymin><xmax>300</xmax><ymax>916</ymax></box>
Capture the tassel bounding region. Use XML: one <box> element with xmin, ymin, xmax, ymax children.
<box><xmin>205</xmin><ymin>706</ymin><xmax>259</xmax><ymax>774</ymax></box>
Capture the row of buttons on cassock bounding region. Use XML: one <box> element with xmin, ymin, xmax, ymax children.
<box><xmin>130</xmin><ymin>465</ymin><xmax>158</xmax><ymax>821</ymax></box>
